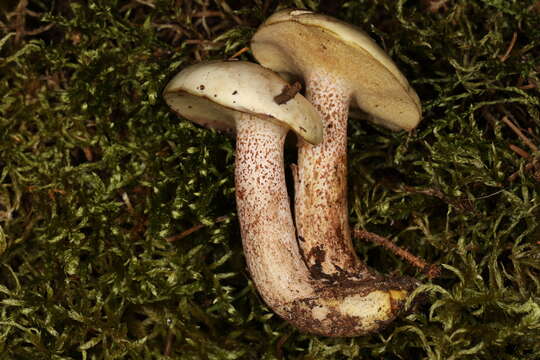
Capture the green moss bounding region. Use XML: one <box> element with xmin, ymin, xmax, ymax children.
<box><xmin>1</xmin><ymin>0</ymin><xmax>539</xmax><ymax>358</ymax></box>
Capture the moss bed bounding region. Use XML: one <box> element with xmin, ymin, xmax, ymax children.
<box><xmin>1</xmin><ymin>0</ymin><xmax>539</xmax><ymax>358</ymax></box>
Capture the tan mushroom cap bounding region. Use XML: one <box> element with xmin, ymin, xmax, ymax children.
<box><xmin>163</xmin><ymin>60</ymin><xmax>323</xmax><ymax>144</ymax></box>
<box><xmin>251</xmin><ymin>9</ymin><xmax>422</xmax><ymax>131</ymax></box>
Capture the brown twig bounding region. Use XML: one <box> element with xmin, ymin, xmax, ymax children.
<box><xmin>192</xmin><ymin>10</ymin><xmax>224</xmax><ymax>18</ymax></box>
<box><xmin>483</xmin><ymin>108</ymin><xmax>539</xmax><ymax>182</ymax></box>
<box><xmin>353</xmin><ymin>229</ymin><xmax>441</xmax><ymax>279</ymax></box>
<box><xmin>184</xmin><ymin>39</ymin><xmax>212</xmax><ymax>45</ymax></box>
<box><xmin>3</xmin><ymin>0</ymin><xmax>54</xmax><ymax>44</ymax></box>
<box><xmin>500</xmin><ymin>116</ymin><xmax>538</xmax><ymax>152</ymax></box>
<box><xmin>24</xmin><ymin>23</ymin><xmax>54</xmax><ymax>36</ymax></box>
<box><xmin>163</xmin><ymin>331</ymin><xmax>175</xmax><ymax>356</ymax></box>
<box><xmin>509</xmin><ymin>144</ymin><xmax>530</xmax><ymax>159</ymax></box>
<box><xmin>12</xmin><ymin>0</ymin><xmax>28</xmax><ymax>44</ymax></box>
<box><xmin>228</xmin><ymin>46</ymin><xmax>249</xmax><ymax>60</ymax></box>
<box><xmin>166</xmin><ymin>216</ymin><xmax>229</xmax><ymax>242</ymax></box>
<box><xmin>83</xmin><ymin>146</ymin><xmax>94</xmax><ymax>162</ymax></box>
<box><xmin>500</xmin><ymin>115</ymin><xmax>540</xmax><ymax>182</ymax></box>
<box><xmin>499</xmin><ymin>32</ymin><xmax>518</xmax><ymax>62</ymax></box>
<box><xmin>518</xmin><ymin>83</ymin><xmax>537</xmax><ymax>90</ymax></box>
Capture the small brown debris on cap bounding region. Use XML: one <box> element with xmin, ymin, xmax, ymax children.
<box><xmin>274</xmin><ymin>81</ymin><xmax>302</xmax><ymax>105</ymax></box>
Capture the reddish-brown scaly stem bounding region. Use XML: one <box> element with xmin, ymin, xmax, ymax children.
<box><xmin>295</xmin><ymin>72</ymin><xmax>367</xmax><ymax>279</ymax></box>
<box><xmin>235</xmin><ymin>115</ymin><xmax>313</xmax><ymax>304</ymax></box>
<box><xmin>233</xmin><ymin>115</ymin><xmax>416</xmax><ymax>337</ymax></box>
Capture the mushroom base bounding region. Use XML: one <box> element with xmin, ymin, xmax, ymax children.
<box><xmin>277</xmin><ymin>276</ymin><xmax>418</xmax><ymax>337</ymax></box>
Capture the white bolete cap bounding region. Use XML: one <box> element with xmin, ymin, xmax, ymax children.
<box><xmin>251</xmin><ymin>9</ymin><xmax>422</xmax><ymax>131</ymax></box>
<box><xmin>163</xmin><ymin>60</ymin><xmax>323</xmax><ymax>144</ymax></box>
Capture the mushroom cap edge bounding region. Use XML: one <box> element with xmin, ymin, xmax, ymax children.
<box><xmin>163</xmin><ymin>60</ymin><xmax>324</xmax><ymax>144</ymax></box>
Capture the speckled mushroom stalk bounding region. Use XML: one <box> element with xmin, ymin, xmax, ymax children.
<box><xmin>163</xmin><ymin>61</ymin><xmax>416</xmax><ymax>337</ymax></box>
<box><xmin>252</xmin><ymin>9</ymin><xmax>422</xmax><ymax>279</ymax></box>
<box><xmin>234</xmin><ymin>116</ymin><xmax>315</xmax><ymax>303</ymax></box>
<box><xmin>233</xmin><ymin>108</ymin><xmax>414</xmax><ymax>338</ymax></box>
<box><xmin>295</xmin><ymin>72</ymin><xmax>363</xmax><ymax>279</ymax></box>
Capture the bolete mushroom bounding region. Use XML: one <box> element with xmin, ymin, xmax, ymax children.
<box><xmin>251</xmin><ymin>9</ymin><xmax>422</xmax><ymax>278</ymax></box>
<box><xmin>163</xmin><ymin>61</ymin><xmax>416</xmax><ymax>336</ymax></box>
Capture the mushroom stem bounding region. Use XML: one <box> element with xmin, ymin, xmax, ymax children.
<box><xmin>295</xmin><ymin>72</ymin><xmax>366</xmax><ymax>278</ymax></box>
<box><xmin>251</xmin><ymin>9</ymin><xmax>423</xmax><ymax>283</ymax></box>
<box><xmin>234</xmin><ymin>114</ymin><xmax>415</xmax><ymax>337</ymax></box>
<box><xmin>235</xmin><ymin>114</ymin><xmax>313</xmax><ymax>304</ymax></box>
